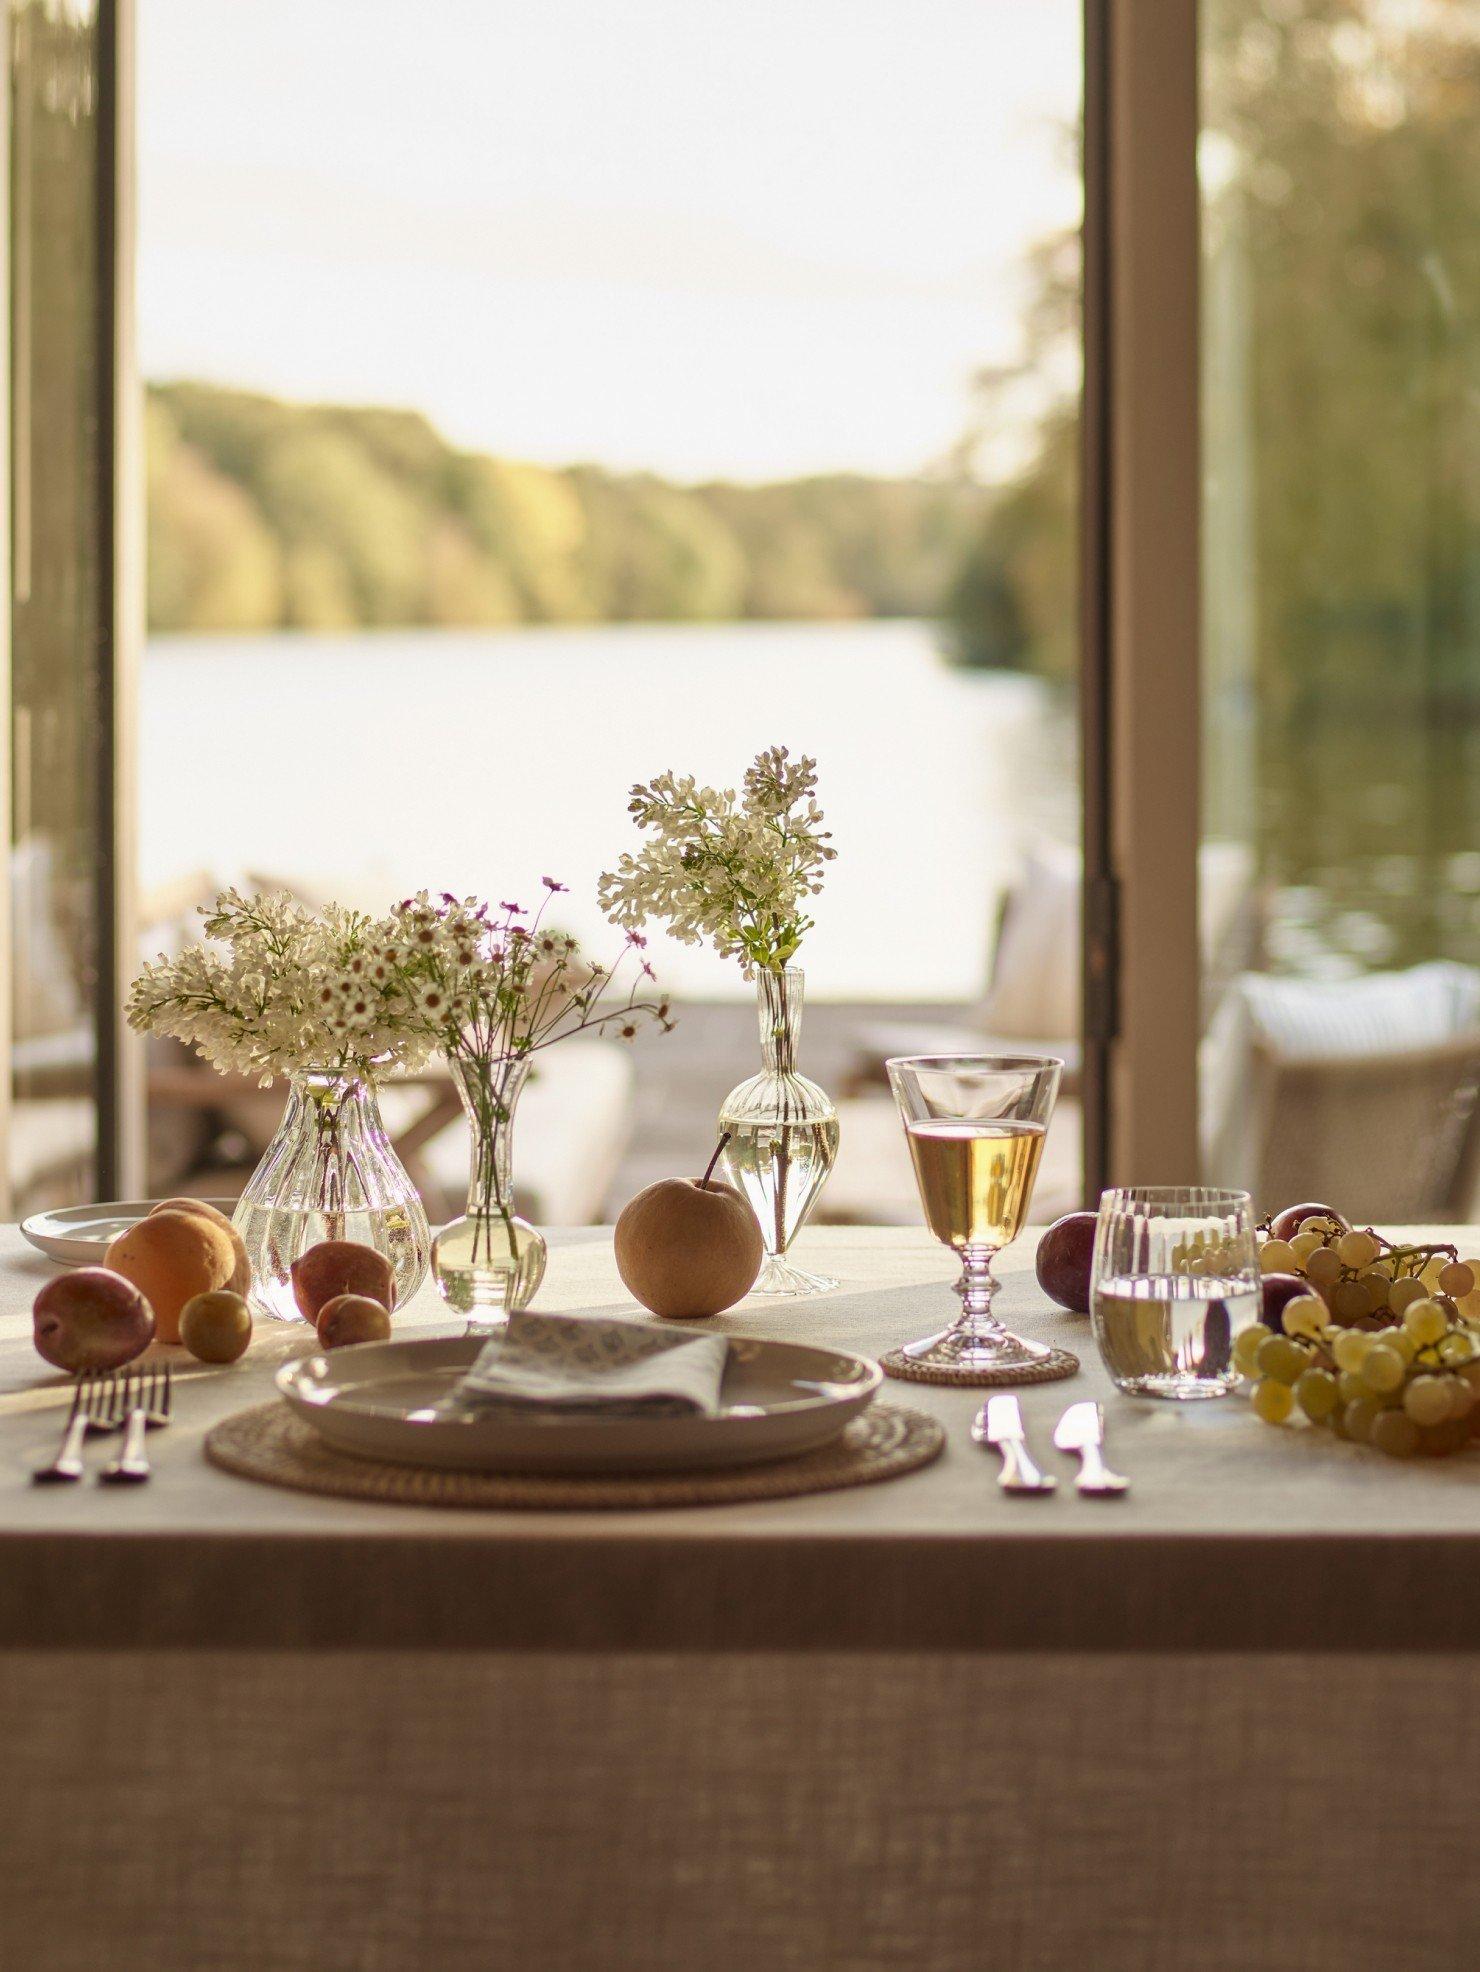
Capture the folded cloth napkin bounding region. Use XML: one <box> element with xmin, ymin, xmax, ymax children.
<box><xmin>444</xmin><ymin>1310</ymin><xmax>730</xmax><ymax>1421</ymax></box>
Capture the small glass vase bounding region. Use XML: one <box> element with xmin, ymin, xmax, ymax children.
<box><xmin>431</xmin><ymin>1053</ymin><xmax>547</xmax><ymax>1330</ymax></box>
<box><xmin>718</xmin><ymin>967</ymin><xmax>840</xmax><ymax>1296</ymax></box>
<box><xmin>233</xmin><ymin>1066</ymin><xmax>431</xmax><ymax>1323</ymax></box>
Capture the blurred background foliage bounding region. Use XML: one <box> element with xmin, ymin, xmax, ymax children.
<box><xmin>147</xmin><ymin>379</ymin><xmax>989</xmax><ymax>639</ymax></box>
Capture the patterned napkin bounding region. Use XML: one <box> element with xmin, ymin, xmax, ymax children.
<box><xmin>445</xmin><ymin>1310</ymin><xmax>729</xmax><ymax>1421</ymax></box>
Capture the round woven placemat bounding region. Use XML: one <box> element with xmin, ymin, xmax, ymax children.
<box><xmin>205</xmin><ymin>1400</ymin><xmax>945</xmax><ymax>1511</ymax></box>
<box><xmin>880</xmin><ymin>1344</ymin><xmax>1079</xmax><ymax>1387</ymax></box>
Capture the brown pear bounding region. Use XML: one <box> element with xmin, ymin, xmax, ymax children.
<box><xmin>615</xmin><ymin>1142</ymin><xmax>763</xmax><ymax>1319</ymax></box>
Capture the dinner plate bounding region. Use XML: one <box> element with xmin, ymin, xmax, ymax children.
<box><xmin>277</xmin><ymin>1331</ymin><xmax>883</xmax><ymax>1474</ymax></box>
<box><xmin>20</xmin><ymin>1199</ymin><xmax>239</xmax><ymax>1268</ymax></box>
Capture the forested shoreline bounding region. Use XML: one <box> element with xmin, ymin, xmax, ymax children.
<box><xmin>147</xmin><ymin>381</ymin><xmax>1000</xmax><ymax>648</ymax></box>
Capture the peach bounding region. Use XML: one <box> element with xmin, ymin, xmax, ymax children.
<box><xmin>151</xmin><ymin>1198</ymin><xmax>250</xmax><ymax>1298</ymax></box>
<box><xmin>33</xmin><ymin>1267</ymin><xmax>155</xmax><ymax>1373</ymax></box>
<box><xmin>316</xmin><ymin>1293</ymin><xmax>393</xmax><ymax>1350</ymax></box>
<box><xmin>291</xmin><ymin>1240</ymin><xmax>395</xmax><ymax>1323</ymax></box>
<box><xmin>106</xmin><ymin>1209</ymin><xmax>236</xmax><ymax>1345</ymax></box>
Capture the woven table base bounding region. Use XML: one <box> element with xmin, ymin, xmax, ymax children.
<box><xmin>205</xmin><ymin>1400</ymin><xmax>944</xmax><ymax>1511</ymax></box>
<box><xmin>880</xmin><ymin>1344</ymin><xmax>1079</xmax><ymax>1388</ymax></box>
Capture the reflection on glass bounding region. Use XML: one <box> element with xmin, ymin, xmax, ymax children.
<box><xmin>1201</xmin><ymin>2</ymin><xmax>1480</xmax><ymax>1221</ymax></box>
<box><xmin>10</xmin><ymin>0</ymin><xmax>104</xmax><ymax>1210</ymax></box>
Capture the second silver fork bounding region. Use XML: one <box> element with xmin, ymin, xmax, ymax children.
<box><xmin>100</xmin><ymin>1363</ymin><xmax>173</xmax><ymax>1486</ymax></box>
<box><xmin>31</xmin><ymin>1370</ymin><xmax>129</xmax><ymax>1484</ymax></box>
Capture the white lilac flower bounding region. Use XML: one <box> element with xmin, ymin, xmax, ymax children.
<box><xmin>127</xmin><ymin>889</ymin><xmax>437</xmax><ymax>1083</ymax></box>
<box><xmin>597</xmin><ymin>745</ymin><xmax>834</xmax><ymax>974</ymax></box>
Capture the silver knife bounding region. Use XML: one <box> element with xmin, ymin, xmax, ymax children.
<box><xmin>973</xmin><ymin>1396</ymin><xmax>1056</xmax><ymax>1494</ymax></box>
<box><xmin>1053</xmin><ymin>1401</ymin><xmax>1129</xmax><ymax>1495</ymax></box>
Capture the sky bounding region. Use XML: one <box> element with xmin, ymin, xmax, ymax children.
<box><xmin>137</xmin><ymin>0</ymin><xmax>1080</xmax><ymax>484</ymax></box>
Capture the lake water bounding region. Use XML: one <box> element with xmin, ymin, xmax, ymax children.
<box><xmin>141</xmin><ymin>620</ymin><xmax>1077</xmax><ymax>1001</ymax></box>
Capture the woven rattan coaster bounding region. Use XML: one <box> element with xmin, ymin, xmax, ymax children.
<box><xmin>205</xmin><ymin>1400</ymin><xmax>945</xmax><ymax>1511</ymax></box>
<box><xmin>880</xmin><ymin>1344</ymin><xmax>1079</xmax><ymax>1388</ymax></box>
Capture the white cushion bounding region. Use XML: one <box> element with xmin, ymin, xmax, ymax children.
<box><xmin>1236</xmin><ymin>962</ymin><xmax>1480</xmax><ymax>1061</ymax></box>
<box><xmin>980</xmin><ymin>840</ymin><xmax>1080</xmax><ymax>1042</ymax></box>
<box><xmin>11</xmin><ymin>838</ymin><xmax>84</xmax><ymax>1043</ymax></box>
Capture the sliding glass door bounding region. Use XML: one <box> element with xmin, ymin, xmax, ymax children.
<box><xmin>1200</xmin><ymin>1</ymin><xmax>1480</xmax><ymax>1222</ymax></box>
<box><xmin>8</xmin><ymin>0</ymin><xmax>136</xmax><ymax>1215</ymax></box>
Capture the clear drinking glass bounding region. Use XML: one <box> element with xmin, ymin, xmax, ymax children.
<box><xmin>886</xmin><ymin>1054</ymin><xmax>1062</xmax><ymax>1373</ymax></box>
<box><xmin>1090</xmin><ymin>1186</ymin><xmax>1260</xmax><ymax>1399</ymax></box>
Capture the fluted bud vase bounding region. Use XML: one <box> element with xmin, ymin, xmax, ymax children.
<box><xmin>233</xmin><ymin>1067</ymin><xmax>431</xmax><ymax>1323</ymax></box>
<box><xmin>718</xmin><ymin>967</ymin><xmax>840</xmax><ymax>1295</ymax></box>
<box><xmin>431</xmin><ymin>1054</ymin><xmax>547</xmax><ymax>1331</ymax></box>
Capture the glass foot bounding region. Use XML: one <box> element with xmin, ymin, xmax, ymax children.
<box><xmin>463</xmin><ymin>1313</ymin><xmax>512</xmax><ymax>1341</ymax></box>
<box><xmin>752</xmin><ymin>1254</ymin><xmax>839</xmax><ymax>1297</ymax></box>
<box><xmin>901</xmin><ymin>1323</ymin><xmax>1056</xmax><ymax>1373</ymax></box>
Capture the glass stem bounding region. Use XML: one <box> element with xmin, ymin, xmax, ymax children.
<box><xmin>954</xmin><ymin>1246</ymin><xmax>1005</xmax><ymax>1336</ymax></box>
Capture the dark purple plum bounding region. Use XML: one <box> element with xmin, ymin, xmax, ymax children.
<box><xmin>1036</xmin><ymin>1212</ymin><xmax>1096</xmax><ymax>1314</ymax></box>
<box><xmin>1269</xmin><ymin>1201</ymin><xmax>1349</xmax><ymax>1243</ymax></box>
<box><xmin>1260</xmin><ymin>1272</ymin><xmax>1313</xmax><ymax>1335</ymax></box>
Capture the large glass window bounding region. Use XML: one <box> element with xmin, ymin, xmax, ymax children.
<box><xmin>136</xmin><ymin>1</ymin><xmax>1084</xmax><ymax>1225</ymax></box>
<box><xmin>1201</xmin><ymin>0</ymin><xmax>1480</xmax><ymax>1221</ymax></box>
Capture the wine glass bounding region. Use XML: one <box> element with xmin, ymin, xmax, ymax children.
<box><xmin>886</xmin><ymin>1054</ymin><xmax>1063</xmax><ymax>1374</ymax></box>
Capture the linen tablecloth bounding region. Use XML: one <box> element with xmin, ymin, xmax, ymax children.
<box><xmin>4</xmin><ymin>1225</ymin><xmax>1480</xmax><ymax>1971</ymax></box>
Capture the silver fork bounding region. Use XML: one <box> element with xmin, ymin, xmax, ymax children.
<box><xmin>100</xmin><ymin>1363</ymin><xmax>173</xmax><ymax>1486</ymax></box>
<box><xmin>32</xmin><ymin>1371</ymin><xmax>128</xmax><ymax>1484</ymax></box>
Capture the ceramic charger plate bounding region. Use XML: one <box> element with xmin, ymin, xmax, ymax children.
<box><xmin>277</xmin><ymin>1331</ymin><xmax>884</xmax><ymax>1475</ymax></box>
<box><xmin>21</xmin><ymin>1199</ymin><xmax>240</xmax><ymax>1267</ymax></box>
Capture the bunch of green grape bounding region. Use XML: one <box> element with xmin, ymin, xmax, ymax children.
<box><xmin>1236</xmin><ymin>1219</ymin><xmax>1480</xmax><ymax>1456</ymax></box>
<box><xmin>1257</xmin><ymin>1211</ymin><xmax>1480</xmax><ymax>1329</ymax></box>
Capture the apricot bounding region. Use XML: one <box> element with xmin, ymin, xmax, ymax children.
<box><xmin>316</xmin><ymin>1293</ymin><xmax>393</xmax><ymax>1350</ymax></box>
<box><xmin>106</xmin><ymin>1209</ymin><xmax>235</xmax><ymax>1344</ymax></box>
<box><xmin>33</xmin><ymin>1267</ymin><xmax>154</xmax><ymax>1373</ymax></box>
<box><xmin>179</xmin><ymin>1289</ymin><xmax>253</xmax><ymax>1365</ymax></box>
<box><xmin>151</xmin><ymin>1198</ymin><xmax>250</xmax><ymax>1298</ymax></box>
<box><xmin>291</xmin><ymin>1240</ymin><xmax>395</xmax><ymax>1323</ymax></box>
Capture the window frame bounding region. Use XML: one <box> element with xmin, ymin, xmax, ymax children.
<box><xmin>1080</xmin><ymin>0</ymin><xmax>1203</xmax><ymax>1196</ymax></box>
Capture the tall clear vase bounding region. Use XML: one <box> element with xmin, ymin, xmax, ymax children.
<box><xmin>430</xmin><ymin>1053</ymin><xmax>548</xmax><ymax>1331</ymax></box>
<box><xmin>718</xmin><ymin>967</ymin><xmax>840</xmax><ymax>1296</ymax></box>
<box><xmin>232</xmin><ymin>1066</ymin><xmax>431</xmax><ymax>1322</ymax></box>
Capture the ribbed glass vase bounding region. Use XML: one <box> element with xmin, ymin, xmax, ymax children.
<box><xmin>232</xmin><ymin>1066</ymin><xmax>431</xmax><ymax>1322</ymax></box>
<box><xmin>430</xmin><ymin>1053</ymin><xmax>547</xmax><ymax>1331</ymax></box>
<box><xmin>718</xmin><ymin>967</ymin><xmax>839</xmax><ymax>1295</ymax></box>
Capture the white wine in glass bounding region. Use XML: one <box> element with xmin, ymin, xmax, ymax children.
<box><xmin>905</xmin><ymin>1120</ymin><xmax>1046</xmax><ymax>1251</ymax></box>
<box><xmin>887</xmin><ymin>1055</ymin><xmax>1062</xmax><ymax>1376</ymax></box>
